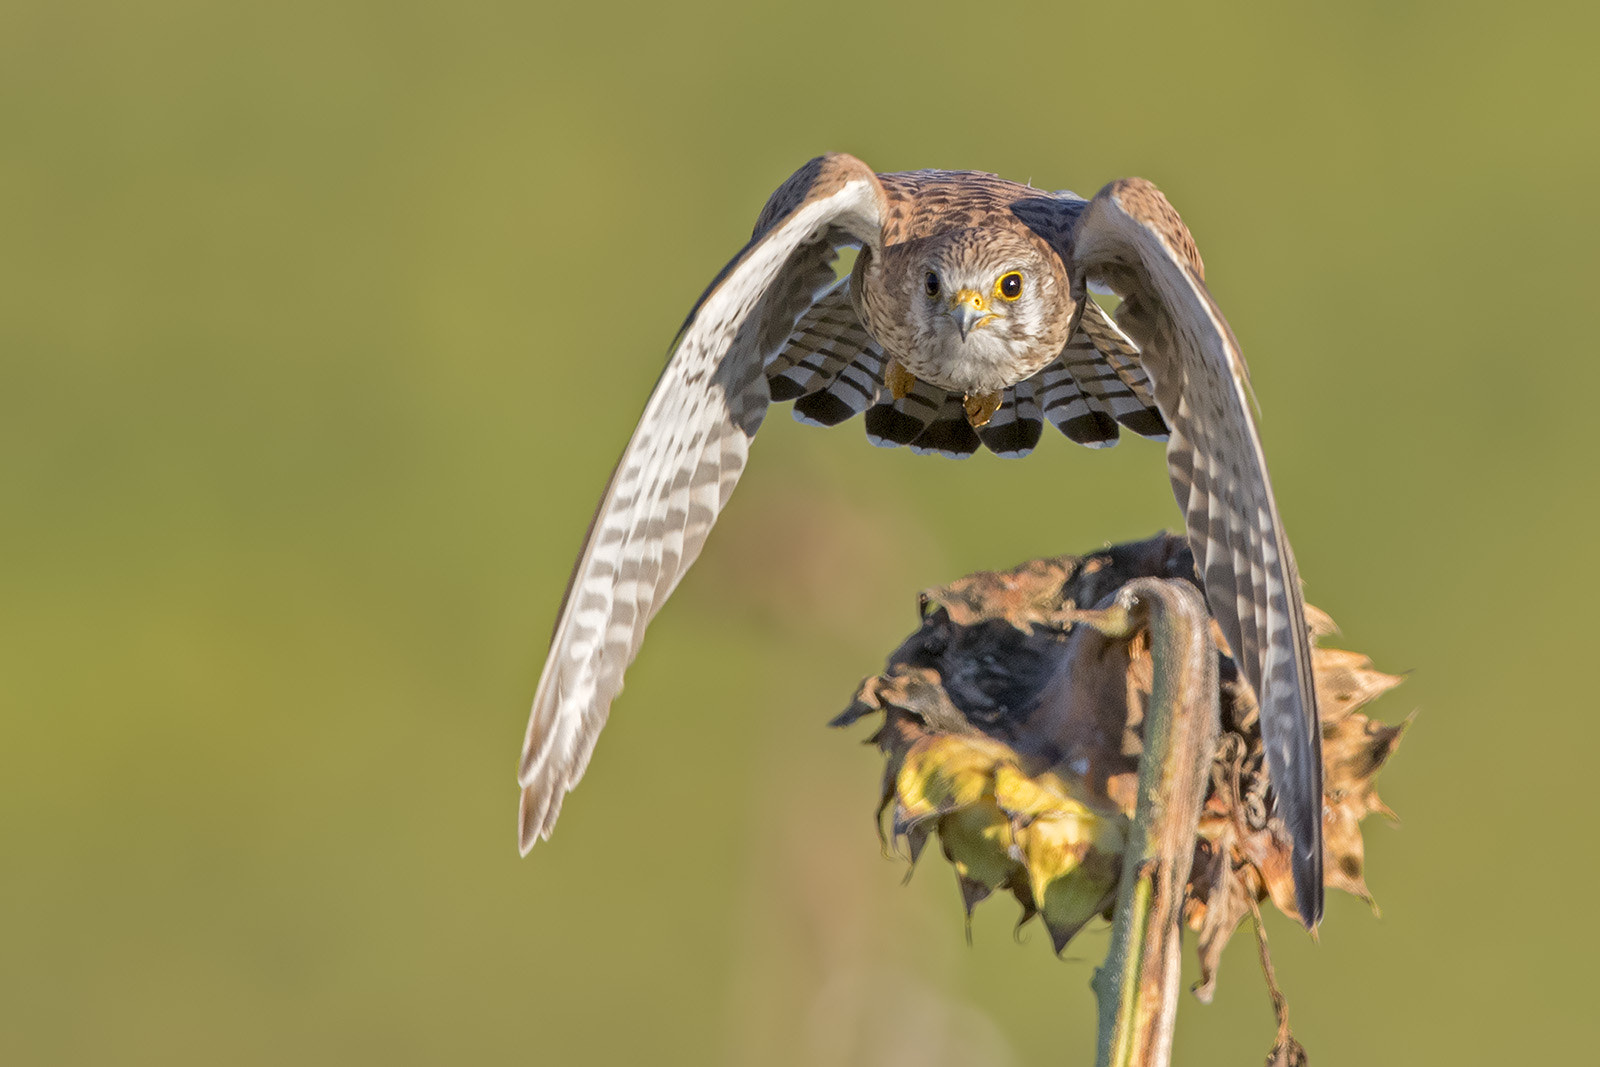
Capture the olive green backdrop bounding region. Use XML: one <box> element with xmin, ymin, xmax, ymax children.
<box><xmin>5</xmin><ymin>1</ymin><xmax>1596</xmax><ymax>1063</ymax></box>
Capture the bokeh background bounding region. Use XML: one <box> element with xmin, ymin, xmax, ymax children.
<box><xmin>5</xmin><ymin>2</ymin><xmax>1598</xmax><ymax>1063</ymax></box>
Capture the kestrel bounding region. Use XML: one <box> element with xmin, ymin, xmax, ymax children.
<box><xmin>517</xmin><ymin>154</ymin><xmax>1325</xmax><ymax>927</ymax></box>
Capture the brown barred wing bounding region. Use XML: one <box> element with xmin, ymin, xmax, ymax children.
<box><xmin>1070</xmin><ymin>177</ymin><xmax>1325</xmax><ymax>928</ymax></box>
<box><xmin>517</xmin><ymin>155</ymin><xmax>889</xmax><ymax>851</ymax></box>
<box><xmin>769</xmin><ymin>276</ymin><xmax>888</xmax><ymax>427</ymax></box>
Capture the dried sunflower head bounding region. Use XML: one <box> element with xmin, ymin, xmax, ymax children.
<box><xmin>833</xmin><ymin>533</ymin><xmax>1407</xmax><ymax>986</ymax></box>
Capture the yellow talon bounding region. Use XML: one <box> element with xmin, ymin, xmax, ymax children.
<box><xmin>964</xmin><ymin>391</ymin><xmax>1001</xmax><ymax>427</ymax></box>
<box><xmin>885</xmin><ymin>359</ymin><xmax>916</xmax><ymax>400</ymax></box>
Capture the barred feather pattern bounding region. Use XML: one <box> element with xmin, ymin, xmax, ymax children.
<box><xmin>1077</xmin><ymin>300</ymin><xmax>1162</xmax><ymax>417</ymax></box>
<box><xmin>853</xmin><ymin>325</ymin><xmax>1167</xmax><ymax>458</ymax></box>
<box><xmin>975</xmin><ymin>376</ymin><xmax>1044</xmax><ymax>458</ymax></box>
<box><xmin>769</xmin><ymin>277</ymin><xmax>888</xmax><ymax>426</ymax></box>
<box><xmin>518</xmin><ymin>166</ymin><xmax>886</xmax><ymax>849</ymax></box>
<box><xmin>863</xmin><ymin>374</ymin><xmax>950</xmax><ymax>448</ymax></box>
<box><xmin>768</xmin><ymin>277</ymin><xmax>868</xmax><ymax>396</ymax></box>
<box><xmin>909</xmin><ymin>391</ymin><xmax>983</xmax><ymax>458</ymax></box>
<box><xmin>1069</xmin><ymin>303</ymin><xmax>1169</xmax><ymax>440</ymax></box>
<box><xmin>1036</xmin><ymin>352</ymin><xmax>1118</xmax><ymax>447</ymax></box>
<box><xmin>1071</xmin><ymin>177</ymin><xmax>1324</xmax><ymax>926</ymax></box>
<box><xmin>793</xmin><ymin>345</ymin><xmax>885</xmax><ymax>427</ymax></box>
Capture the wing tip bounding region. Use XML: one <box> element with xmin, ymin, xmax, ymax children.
<box><xmin>518</xmin><ymin>779</ymin><xmax>565</xmax><ymax>856</ymax></box>
<box><xmin>1292</xmin><ymin>847</ymin><xmax>1325</xmax><ymax>929</ymax></box>
<box><xmin>1279</xmin><ymin>750</ymin><xmax>1325</xmax><ymax>929</ymax></box>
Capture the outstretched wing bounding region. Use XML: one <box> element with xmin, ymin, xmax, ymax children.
<box><xmin>517</xmin><ymin>155</ymin><xmax>888</xmax><ymax>851</ymax></box>
<box><xmin>1069</xmin><ymin>179</ymin><xmax>1325</xmax><ymax>927</ymax></box>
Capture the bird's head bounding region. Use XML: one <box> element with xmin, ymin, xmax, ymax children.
<box><xmin>870</xmin><ymin>225</ymin><xmax>1074</xmax><ymax>395</ymax></box>
<box><xmin>908</xmin><ymin>228</ymin><xmax>1064</xmax><ymax>348</ymax></box>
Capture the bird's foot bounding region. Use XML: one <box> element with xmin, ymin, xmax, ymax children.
<box><xmin>885</xmin><ymin>359</ymin><xmax>916</xmax><ymax>400</ymax></box>
<box><xmin>963</xmin><ymin>391</ymin><xmax>1001</xmax><ymax>427</ymax></box>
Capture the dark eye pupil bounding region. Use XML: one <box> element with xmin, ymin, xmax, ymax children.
<box><xmin>1002</xmin><ymin>273</ymin><xmax>1021</xmax><ymax>298</ymax></box>
<box><xmin>925</xmin><ymin>272</ymin><xmax>940</xmax><ymax>297</ymax></box>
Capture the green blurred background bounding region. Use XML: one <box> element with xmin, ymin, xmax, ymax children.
<box><xmin>5</xmin><ymin>1</ymin><xmax>1597</xmax><ymax>1063</ymax></box>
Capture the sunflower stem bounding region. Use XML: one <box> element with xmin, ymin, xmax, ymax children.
<box><xmin>1088</xmin><ymin>578</ymin><xmax>1220</xmax><ymax>1067</ymax></box>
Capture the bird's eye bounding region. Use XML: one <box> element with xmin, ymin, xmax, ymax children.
<box><xmin>924</xmin><ymin>271</ymin><xmax>941</xmax><ymax>298</ymax></box>
<box><xmin>997</xmin><ymin>272</ymin><xmax>1024</xmax><ymax>301</ymax></box>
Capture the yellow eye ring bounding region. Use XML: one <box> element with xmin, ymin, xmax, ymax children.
<box><xmin>996</xmin><ymin>272</ymin><xmax>1024</xmax><ymax>302</ymax></box>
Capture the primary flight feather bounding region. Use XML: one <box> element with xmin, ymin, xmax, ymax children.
<box><xmin>517</xmin><ymin>154</ymin><xmax>1325</xmax><ymax>927</ymax></box>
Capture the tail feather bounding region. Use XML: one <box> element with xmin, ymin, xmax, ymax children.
<box><xmin>864</xmin><ymin>376</ymin><xmax>948</xmax><ymax>448</ymax></box>
<box><xmin>910</xmin><ymin>392</ymin><xmax>983</xmax><ymax>458</ymax></box>
<box><xmin>975</xmin><ymin>378</ymin><xmax>1044</xmax><ymax>457</ymax></box>
<box><xmin>769</xmin><ymin>282</ymin><xmax>1169</xmax><ymax>459</ymax></box>
<box><xmin>1075</xmin><ymin>303</ymin><xmax>1169</xmax><ymax>439</ymax></box>
<box><xmin>767</xmin><ymin>276</ymin><xmax>870</xmax><ymax>400</ymax></box>
<box><xmin>1035</xmin><ymin>360</ymin><xmax>1120</xmax><ymax>447</ymax></box>
<box><xmin>793</xmin><ymin>348</ymin><xmax>884</xmax><ymax>426</ymax></box>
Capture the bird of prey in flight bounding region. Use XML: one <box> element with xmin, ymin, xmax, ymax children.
<box><xmin>516</xmin><ymin>154</ymin><xmax>1325</xmax><ymax>927</ymax></box>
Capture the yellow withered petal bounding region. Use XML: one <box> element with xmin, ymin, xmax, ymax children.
<box><xmin>1018</xmin><ymin>809</ymin><xmax>1125</xmax><ymax>951</ymax></box>
<box><xmin>894</xmin><ymin>734</ymin><xmax>1011</xmax><ymax>822</ymax></box>
<box><xmin>938</xmin><ymin>800</ymin><xmax>1018</xmax><ymax>894</ymax></box>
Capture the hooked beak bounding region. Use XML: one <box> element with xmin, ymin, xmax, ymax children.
<box><xmin>948</xmin><ymin>288</ymin><xmax>998</xmax><ymax>340</ymax></box>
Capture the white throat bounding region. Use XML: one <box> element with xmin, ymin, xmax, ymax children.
<box><xmin>902</xmin><ymin>321</ymin><xmax>1042</xmax><ymax>396</ymax></box>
